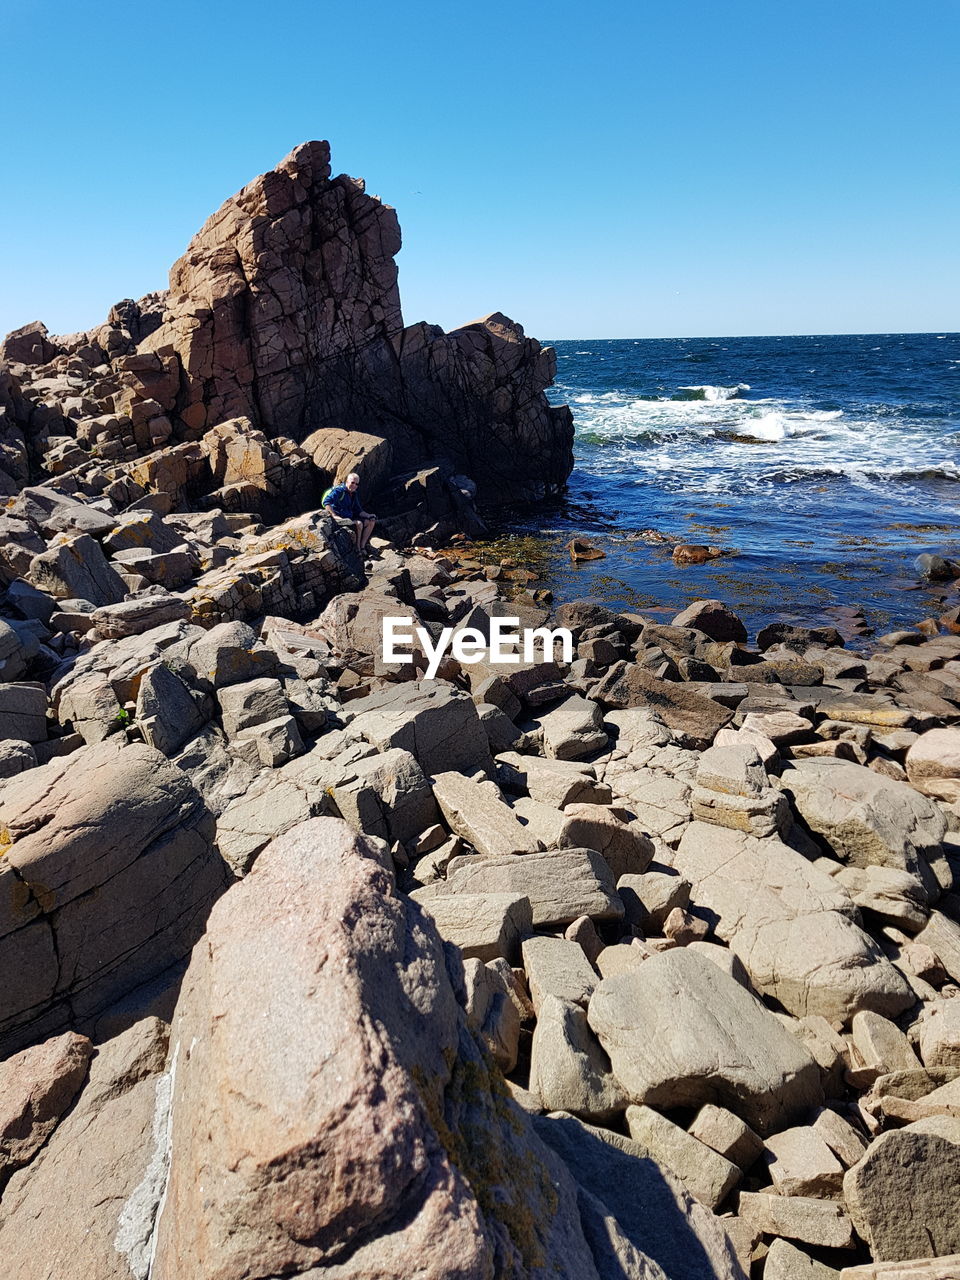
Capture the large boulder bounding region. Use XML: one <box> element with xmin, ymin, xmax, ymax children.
<box><xmin>303</xmin><ymin>426</ymin><xmax>393</xmax><ymax>492</ymax></box>
<box><xmin>150</xmin><ymin>818</ymin><xmax>663</xmax><ymax>1278</ymax></box>
<box><xmin>779</xmin><ymin>760</ymin><xmax>950</xmax><ymax>899</ymax></box>
<box><xmin>843</xmin><ymin>1116</ymin><xmax>960</xmax><ymax>1261</ymax></box>
<box><xmin>0</xmin><ymin>740</ymin><xmax>226</xmax><ymax>1054</ymax></box>
<box><xmin>1</xmin><ymin>321</ymin><xmax>58</xmax><ymax>365</ymax></box>
<box><xmin>587</xmin><ymin>949</ymin><xmax>823</xmax><ymax>1135</ymax></box>
<box><xmin>12</xmin><ymin>487</ymin><xmax>116</xmax><ymax>540</ymax></box>
<box><xmin>592</xmin><ymin>667</ymin><xmax>732</xmax><ymax>748</ymax></box>
<box><xmin>348</xmin><ymin>681</ymin><xmax>493</xmax><ymax>777</ymax></box>
<box><xmin>29</xmin><ymin>533</ymin><xmax>126</xmax><ymax>606</ymax></box>
<box><xmin>672</xmin><ymin>823</ymin><xmax>913</xmax><ymax>1021</ymax></box>
<box><xmin>0</xmin><ymin>620</ymin><xmax>29</xmax><ymax>681</ymax></box>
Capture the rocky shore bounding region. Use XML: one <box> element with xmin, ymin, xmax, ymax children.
<box><xmin>1</xmin><ymin>143</ymin><xmax>960</xmax><ymax>1280</ymax></box>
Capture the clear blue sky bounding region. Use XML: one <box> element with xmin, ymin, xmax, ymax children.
<box><xmin>2</xmin><ymin>0</ymin><xmax>958</xmax><ymax>340</ymax></box>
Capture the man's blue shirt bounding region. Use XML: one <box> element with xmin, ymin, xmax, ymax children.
<box><xmin>323</xmin><ymin>483</ymin><xmax>362</xmax><ymax>519</ymax></box>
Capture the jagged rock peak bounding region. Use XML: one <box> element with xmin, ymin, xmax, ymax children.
<box><xmin>139</xmin><ymin>140</ymin><xmax>573</xmax><ymax>500</ymax></box>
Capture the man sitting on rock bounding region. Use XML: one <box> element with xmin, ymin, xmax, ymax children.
<box><xmin>322</xmin><ymin>472</ymin><xmax>377</xmax><ymax>555</ymax></box>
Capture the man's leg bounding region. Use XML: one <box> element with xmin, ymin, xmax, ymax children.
<box><xmin>353</xmin><ymin>519</ymin><xmax>363</xmax><ymax>550</ymax></box>
<box><xmin>358</xmin><ymin>517</ymin><xmax>375</xmax><ymax>551</ymax></box>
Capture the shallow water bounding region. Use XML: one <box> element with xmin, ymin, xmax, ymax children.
<box><xmin>493</xmin><ymin>333</ymin><xmax>960</xmax><ymax>639</ymax></box>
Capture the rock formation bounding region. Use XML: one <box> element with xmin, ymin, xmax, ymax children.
<box><xmin>138</xmin><ymin>140</ymin><xmax>572</xmax><ymax>500</ymax></box>
<box><xmin>2</xmin><ymin>142</ymin><xmax>960</xmax><ymax>1280</ymax></box>
<box><xmin>1</xmin><ymin>141</ymin><xmax>572</xmax><ymax>524</ymax></box>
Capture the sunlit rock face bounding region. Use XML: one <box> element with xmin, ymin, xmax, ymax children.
<box><xmin>143</xmin><ymin>140</ymin><xmax>573</xmax><ymax>501</ymax></box>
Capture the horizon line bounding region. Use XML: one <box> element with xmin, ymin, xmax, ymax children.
<box><xmin>542</xmin><ymin>330</ymin><xmax>959</xmax><ymax>342</ymax></box>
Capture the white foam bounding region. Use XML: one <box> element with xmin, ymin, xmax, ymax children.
<box><xmin>552</xmin><ymin>368</ymin><xmax>959</xmax><ymax>507</ymax></box>
<box><xmin>736</xmin><ymin>412</ymin><xmax>786</xmax><ymax>441</ymax></box>
<box><xmin>675</xmin><ymin>383</ymin><xmax>750</xmax><ymax>401</ymax></box>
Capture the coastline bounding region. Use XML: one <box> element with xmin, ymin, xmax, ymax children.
<box><xmin>525</xmin><ymin>333</ymin><xmax>960</xmax><ymax>639</ymax></box>
<box><xmin>469</xmin><ymin>518</ymin><xmax>960</xmax><ymax>645</ymax></box>
<box><xmin>2</xmin><ymin>142</ymin><xmax>960</xmax><ymax>1278</ymax></box>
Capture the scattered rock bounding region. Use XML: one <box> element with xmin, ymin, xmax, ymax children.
<box><xmin>521</xmin><ymin>935</ymin><xmax>599</xmax><ymax>1013</ymax></box>
<box><xmin>736</xmin><ymin>1190</ymin><xmax>855</xmax><ymax>1249</ymax></box>
<box><xmin>530</xmin><ymin>996</ymin><xmax>627</xmax><ymax>1122</ymax></box>
<box><xmin>534</xmin><ymin>694</ymin><xmax>609</xmax><ymax>760</ymax></box>
<box><xmin>843</xmin><ymin>1116</ymin><xmax>960</xmax><ymax>1260</ymax></box>
<box><xmin>414</xmin><ymin>891</ymin><xmax>532</xmax><ymax>963</ymax></box>
<box><xmin>438</xmin><ymin>848</ymin><xmax>624</xmax><ymax>929</ymax></box>
<box><xmin>587</xmin><ymin>949</ymin><xmax>823</xmax><ymax>1135</ymax></box>
<box><xmin>533</xmin><ymin>1112</ymin><xmax>746</xmax><ymax>1280</ymax></box>
<box><xmin>671</xmin><ymin>599</ymin><xmax>747</xmax><ymax>643</ymax></box>
<box><xmin>672</xmin><ymin>544</ymin><xmax>722</xmax><ymax>566</ymax></box>
<box><xmin>567</xmin><ymin>538</ymin><xmax>606</xmax><ymax>561</ymax></box>
<box><xmin>762</xmin><ymin>1124</ymin><xmax>845</xmax><ymax>1198</ymax></box>
<box><xmin>673</xmin><ymin>822</ymin><xmax>913</xmax><ymax>1021</ymax></box>
<box><xmin>905</xmin><ymin>726</ymin><xmax>960</xmax><ymax>800</ymax></box>
<box><xmin>0</xmin><ymin>1030</ymin><xmax>93</xmax><ymax>1183</ymax></box>
<box><xmin>764</xmin><ymin>1237</ymin><xmax>841</xmax><ymax>1280</ymax></box>
<box><xmin>592</xmin><ymin>667</ymin><xmax>733</xmax><ymax>748</ymax></box>
<box><xmin>626</xmin><ymin>1103</ymin><xmax>741</xmax><ymax>1209</ymax></box>
<box><xmin>688</xmin><ymin>1104</ymin><xmax>764</xmax><ymax>1172</ymax></box>
<box><xmin>779</xmin><ymin>759</ymin><xmax>949</xmax><ymax>901</ymax></box>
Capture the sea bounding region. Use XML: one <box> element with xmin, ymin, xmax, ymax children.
<box><xmin>496</xmin><ymin>333</ymin><xmax>960</xmax><ymax>641</ymax></box>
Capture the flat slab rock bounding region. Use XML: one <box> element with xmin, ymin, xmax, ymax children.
<box><xmin>346</xmin><ymin>680</ymin><xmax>493</xmax><ymax>777</ymax></box>
<box><xmin>625</xmin><ymin>1103</ymin><xmax>741</xmax><ymax>1210</ymax></box>
<box><xmin>587</xmin><ymin>948</ymin><xmax>823</xmax><ymax>1136</ymax></box>
<box><xmin>437</xmin><ymin>848</ymin><xmax>624</xmax><ymax>929</ymax></box>
<box><xmin>840</xmin><ymin>1258</ymin><xmax>960</xmax><ymax>1280</ymax></box>
<box><xmin>672</xmin><ymin>822</ymin><xmax>913</xmax><ymax>1022</ymax></box>
<box><xmin>432</xmin><ymin>769</ymin><xmax>542</xmax><ymax>858</ymax></box>
<box><xmin>533</xmin><ymin>1111</ymin><xmax>746</xmax><ymax>1280</ymax></box>
<box><xmin>532</xmin><ymin>694</ymin><xmax>609</xmax><ymax>761</ymax></box>
<box><xmin>737</xmin><ymin>1191</ymin><xmax>855</xmax><ymax>1250</ymax></box>
<box><xmin>593</xmin><ymin>667</ymin><xmax>733</xmax><ymax>748</ymax></box>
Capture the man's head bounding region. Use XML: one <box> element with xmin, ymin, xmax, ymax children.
<box><xmin>345</xmin><ymin>472</ymin><xmax>360</xmax><ymax>492</ymax></box>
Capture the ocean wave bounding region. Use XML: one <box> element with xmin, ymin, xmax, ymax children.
<box><xmin>713</xmin><ymin>407</ymin><xmax>846</xmax><ymax>443</ymax></box>
<box><xmin>879</xmin><ymin>464</ymin><xmax>960</xmax><ymax>483</ymax></box>
<box><xmin>731</xmin><ymin>412</ymin><xmax>786</xmax><ymax>442</ymax></box>
<box><xmin>672</xmin><ymin>383</ymin><xmax>750</xmax><ymax>401</ymax></box>
<box><xmin>560</xmin><ymin>369</ymin><xmax>960</xmax><ymax>511</ymax></box>
<box><xmin>754</xmin><ymin>461</ymin><xmax>960</xmax><ymax>489</ymax></box>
